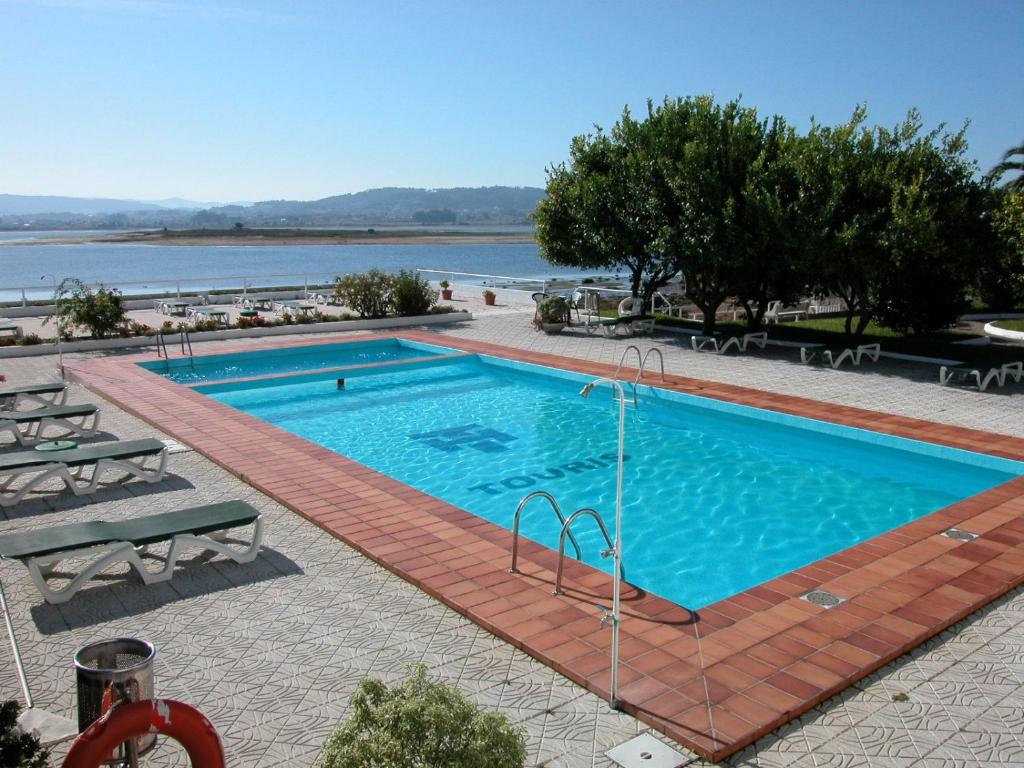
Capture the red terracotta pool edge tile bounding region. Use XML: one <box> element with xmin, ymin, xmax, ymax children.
<box><xmin>64</xmin><ymin>331</ymin><xmax>1024</xmax><ymax>763</ymax></box>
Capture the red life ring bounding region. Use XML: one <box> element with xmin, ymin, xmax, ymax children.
<box><xmin>63</xmin><ymin>699</ymin><xmax>225</xmax><ymax>768</ymax></box>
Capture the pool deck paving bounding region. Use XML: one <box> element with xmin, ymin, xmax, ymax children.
<box><xmin>2</xmin><ymin>312</ymin><xmax>1024</xmax><ymax>766</ymax></box>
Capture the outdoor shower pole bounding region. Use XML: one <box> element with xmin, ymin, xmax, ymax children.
<box><xmin>40</xmin><ymin>275</ymin><xmax>64</xmax><ymax>378</ymax></box>
<box><xmin>579</xmin><ymin>376</ymin><xmax>626</xmax><ymax>710</ymax></box>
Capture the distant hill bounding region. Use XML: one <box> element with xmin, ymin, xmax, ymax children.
<box><xmin>0</xmin><ymin>186</ymin><xmax>545</xmax><ymax>229</ymax></box>
<box><xmin>0</xmin><ymin>194</ymin><xmax>168</xmax><ymax>216</ymax></box>
<box><xmin>213</xmin><ymin>186</ymin><xmax>545</xmax><ymax>225</ymax></box>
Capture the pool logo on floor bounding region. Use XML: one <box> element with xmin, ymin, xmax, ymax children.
<box><xmin>410</xmin><ymin>423</ymin><xmax>517</xmax><ymax>454</ymax></box>
<box><xmin>468</xmin><ymin>452</ymin><xmax>629</xmax><ymax>496</ymax></box>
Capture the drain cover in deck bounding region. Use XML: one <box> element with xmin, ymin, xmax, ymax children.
<box><xmin>160</xmin><ymin>439</ymin><xmax>192</xmax><ymax>455</ymax></box>
<box><xmin>941</xmin><ymin>528</ymin><xmax>978</xmax><ymax>541</ymax></box>
<box><xmin>606</xmin><ymin>733</ymin><xmax>694</xmax><ymax>768</ymax></box>
<box><xmin>801</xmin><ymin>589</ymin><xmax>846</xmax><ymax>608</ymax></box>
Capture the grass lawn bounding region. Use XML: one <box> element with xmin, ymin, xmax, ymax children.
<box><xmin>993</xmin><ymin>319</ymin><xmax>1024</xmax><ymax>332</ymax></box>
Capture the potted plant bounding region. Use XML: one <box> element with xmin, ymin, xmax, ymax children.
<box><xmin>439</xmin><ymin>280</ymin><xmax>453</xmax><ymax>301</ymax></box>
<box><xmin>536</xmin><ymin>295</ymin><xmax>569</xmax><ymax>333</ymax></box>
<box><xmin>482</xmin><ymin>288</ymin><xmax>496</xmax><ymax>306</ymax></box>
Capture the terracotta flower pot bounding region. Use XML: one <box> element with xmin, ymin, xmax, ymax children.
<box><xmin>484</xmin><ymin>294</ymin><xmax>496</xmax><ymax>306</ymax></box>
<box><xmin>441</xmin><ymin>289</ymin><xmax>453</xmax><ymax>300</ymax></box>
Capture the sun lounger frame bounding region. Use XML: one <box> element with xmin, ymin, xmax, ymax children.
<box><xmin>939</xmin><ymin>361</ymin><xmax>1022</xmax><ymax>391</ymax></box>
<box><xmin>0</xmin><ymin>443</ymin><xmax>168</xmax><ymax>507</ymax></box>
<box><xmin>1</xmin><ymin>502</ymin><xmax>262</xmax><ymax>604</ymax></box>
<box><xmin>0</xmin><ymin>405</ymin><xmax>101</xmax><ymax>447</ymax></box>
<box><xmin>822</xmin><ymin>343</ymin><xmax>881</xmax><ymax>369</ymax></box>
<box><xmin>0</xmin><ymin>383</ymin><xmax>68</xmax><ymax>411</ymax></box>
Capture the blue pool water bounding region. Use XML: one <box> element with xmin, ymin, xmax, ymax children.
<box><xmin>141</xmin><ymin>338</ymin><xmax>457</xmax><ymax>384</ymax></box>
<box><xmin>195</xmin><ymin>353</ymin><xmax>1024</xmax><ymax>609</ymax></box>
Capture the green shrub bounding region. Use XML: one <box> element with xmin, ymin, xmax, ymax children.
<box><xmin>237</xmin><ymin>315</ymin><xmax>266</xmax><ymax>329</ymax></box>
<box><xmin>18</xmin><ymin>333</ymin><xmax>43</xmax><ymax>346</ymax></box>
<box><xmin>334</xmin><ymin>270</ymin><xmax>395</xmax><ymax>318</ymax></box>
<box><xmin>48</xmin><ymin>278</ymin><xmax>126</xmax><ymax>339</ymax></box>
<box><xmin>0</xmin><ymin>701</ymin><xmax>49</xmax><ymax>768</ymax></box>
<box><xmin>392</xmin><ymin>270</ymin><xmax>437</xmax><ymax>316</ymax></box>
<box><xmin>319</xmin><ymin>665</ymin><xmax>526</xmax><ymax>768</ymax></box>
<box><xmin>537</xmin><ymin>295</ymin><xmax>569</xmax><ymax>323</ymax></box>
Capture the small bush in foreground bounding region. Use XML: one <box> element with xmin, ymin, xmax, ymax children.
<box><xmin>0</xmin><ymin>700</ymin><xmax>49</xmax><ymax>768</ymax></box>
<box><xmin>392</xmin><ymin>270</ymin><xmax>437</xmax><ymax>316</ymax></box>
<box><xmin>319</xmin><ymin>664</ymin><xmax>526</xmax><ymax>768</ymax></box>
<box><xmin>18</xmin><ymin>333</ymin><xmax>43</xmax><ymax>346</ymax></box>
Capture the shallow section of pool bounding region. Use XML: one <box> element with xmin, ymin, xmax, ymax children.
<box><xmin>140</xmin><ymin>338</ymin><xmax>458</xmax><ymax>384</ymax></box>
<box><xmin>197</xmin><ymin>353</ymin><xmax>1024</xmax><ymax>609</ymax></box>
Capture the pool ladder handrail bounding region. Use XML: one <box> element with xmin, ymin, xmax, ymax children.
<box><xmin>509</xmin><ymin>491</ymin><xmax>581</xmax><ymax>574</ymax></box>
<box><xmin>610</xmin><ymin>345</ymin><xmax>666</xmax><ymax>406</ymax></box>
<box><xmin>554</xmin><ymin>507</ymin><xmax>626</xmax><ymax>595</ymax></box>
<box><xmin>157</xmin><ymin>328</ymin><xmax>194</xmax><ymax>369</ymax></box>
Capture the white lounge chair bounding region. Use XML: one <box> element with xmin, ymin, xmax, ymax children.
<box><xmin>764</xmin><ymin>301</ymin><xmax>807</xmax><ymax>324</ymax></box>
<box><xmin>691</xmin><ymin>331</ymin><xmax>767</xmax><ymax>354</ymax></box>
<box><xmin>0</xmin><ymin>404</ymin><xmax>100</xmax><ymax>446</ymax></box>
<box><xmin>0</xmin><ymin>439</ymin><xmax>168</xmax><ymax>507</ymax></box>
<box><xmin>0</xmin><ymin>500</ymin><xmax>263</xmax><ymax>603</ymax></box>
<box><xmin>822</xmin><ymin>343</ymin><xmax>880</xmax><ymax>369</ymax></box>
<box><xmin>939</xmin><ymin>361</ymin><xmax>1020</xmax><ymax>391</ymax></box>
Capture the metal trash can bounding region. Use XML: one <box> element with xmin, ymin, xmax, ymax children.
<box><xmin>75</xmin><ymin>638</ymin><xmax>157</xmax><ymax>765</ymax></box>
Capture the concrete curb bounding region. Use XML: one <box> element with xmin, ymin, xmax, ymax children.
<box><xmin>0</xmin><ymin>311</ymin><xmax>472</xmax><ymax>358</ymax></box>
<box><xmin>985</xmin><ymin>322</ymin><xmax>1024</xmax><ymax>342</ymax></box>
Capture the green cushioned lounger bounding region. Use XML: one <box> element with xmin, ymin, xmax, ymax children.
<box><xmin>0</xmin><ymin>500</ymin><xmax>263</xmax><ymax>603</ymax></box>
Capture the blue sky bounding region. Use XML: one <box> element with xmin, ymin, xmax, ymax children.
<box><xmin>1</xmin><ymin>0</ymin><xmax>1020</xmax><ymax>202</ymax></box>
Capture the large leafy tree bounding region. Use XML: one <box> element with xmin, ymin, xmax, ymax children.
<box><xmin>802</xmin><ymin>109</ymin><xmax>984</xmax><ymax>337</ymax></box>
<box><xmin>987</xmin><ymin>141</ymin><xmax>1024</xmax><ymax>191</ymax></box>
<box><xmin>983</xmin><ymin>190</ymin><xmax>1024</xmax><ymax>308</ymax></box>
<box><xmin>534</xmin><ymin>107</ymin><xmax>683</xmax><ymax>312</ymax></box>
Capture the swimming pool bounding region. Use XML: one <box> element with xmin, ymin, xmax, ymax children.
<box><xmin>191</xmin><ymin>351</ymin><xmax>1024</xmax><ymax>609</ymax></box>
<box><xmin>141</xmin><ymin>337</ymin><xmax>458</xmax><ymax>384</ymax></box>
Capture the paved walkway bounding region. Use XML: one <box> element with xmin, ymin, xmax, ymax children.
<box><xmin>1</xmin><ymin>312</ymin><xmax>1022</xmax><ymax>767</ymax></box>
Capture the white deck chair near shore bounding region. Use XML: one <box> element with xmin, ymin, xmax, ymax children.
<box><xmin>0</xmin><ymin>500</ymin><xmax>263</xmax><ymax>603</ymax></box>
<box><xmin>0</xmin><ymin>404</ymin><xmax>100</xmax><ymax>446</ymax></box>
<box><xmin>0</xmin><ymin>438</ymin><xmax>168</xmax><ymax>507</ymax></box>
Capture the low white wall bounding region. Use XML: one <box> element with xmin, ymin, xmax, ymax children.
<box><xmin>984</xmin><ymin>322</ymin><xmax>1024</xmax><ymax>342</ymax></box>
<box><xmin>0</xmin><ymin>311</ymin><xmax>472</xmax><ymax>358</ymax></box>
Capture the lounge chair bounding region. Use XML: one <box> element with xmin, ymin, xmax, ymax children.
<box><xmin>0</xmin><ymin>438</ymin><xmax>168</xmax><ymax>507</ymax></box>
<box><xmin>0</xmin><ymin>382</ymin><xmax>68</xmax><ymax>411</ymax></box>
<box><xmin>691</xmin><ymin>331</ymin><xmax>767</xmax><ymax>354</ymax></box>
<box><xmin>0</xmin><ymin>500</ymin><xmax>263</xmax><ymax>603</ymax></box>
<box><xmin>273</xmin><ymin>300</ymin><xmax>318</xmax><ymax>317</ymax></box>
<box><xmin>0</xmin><ymin>319</ymin><xmax>23</xmax><ymax>340</ymax></box>
<box><xmin>939</xmin><ymin>361</ymin><xmax>1021</xmax><ymax>391</ymax></box>
<box><xmin>583</xmin><ymin>315</ymin><xmax>653</xmax><ymax>336</ymax></box>
<box><xmin>0</xmin><ymin>404</ymin><xmax>100</xmax><ymax>447</ymax></box>
<box><xmin>186</xmin><ymin>306</ymin><xmax>229</xmax><ymax>327</ymax></box>
<box><xmin>764</xmin><ymin>300</ymin><xmax>807</xmax><ymax>324</ymax></box>
<box><xmin>823</xmin><ymin>343</ymin><xmax>880</xmax><ymax>368</ymax></box>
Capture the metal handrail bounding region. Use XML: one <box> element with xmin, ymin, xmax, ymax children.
<box><xmin>509</xmin><ymin>491</ymin><xmax>581</xmax><ymax>574</ymax></box>
<box><xmin>553</xmin><ymin>508</ymin><xmax>626</xmax><ymax>595</ymax></box>
<box><xmin>180</xmin><ymin>328</ymin><xmax>193</xmax><ymax>358</ymax></box>
<box><xmin>635</xmin><ymin>347</ymin><xmax>666</xmax><ymax>385</ymax></box>
<box><xmin>612</xmin><ymin>345</ymin><xmax>642</xmax><ymax>381</ymax></box>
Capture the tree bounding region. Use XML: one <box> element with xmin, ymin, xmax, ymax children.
<box><xmin>534</xmin><ymin>106</ymin><xmax>682</xmax><ymax>313</ymax></box>
<box><xmin>319</xmin><ymin>665</ymin><xmax>526</xmax><ymax>768</ymax></box>
<box><xmin>981</xmin><ymin>190</ymin><xmax>1024</xmax><ymax>308</ymax></box>
<box><xmin>47</xmin><ymin>278</ymin><xmax>126</xmax><ymax>339</ymax></box>
<box><xmin>801</xmin><ymin>108</ymin><xmax>984</xmax><ymax>337</ymax></box>
<box><xmin>987</xmin><ymin>141</ymin><xmax>1024</xmax><ymax>191</ymax></box>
